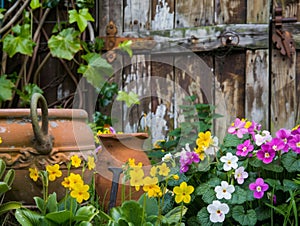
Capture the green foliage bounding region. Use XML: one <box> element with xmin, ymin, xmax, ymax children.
<box><xmin>119</xmin><ymin>40</ymin><xmax>133</xmax><ymax>57</ymax></box>
<box><xmin>16</xmin><ymin>83</ymin><xmax>43</xmax><ymax>107</ymax></box>
<box><xmin>3</xmin><ymin>24</ymin><xmax>36</xmax><ymax>57</ymax></box>
<box><xmin>76</xmin><ymin>0</ymin><xmax>95</xmax><ymax>8</ymax></box>
<box><xmin>0</xmin><ymin>75</ymin><xmax>14</xmax><ymax>102</ymax></box>
<box><xmin>78</xmin><ymin>53</ymin><xmax>114</xmax><ymax>89</ymax></box>
<box><xmin>15</xmin><ymin>192</ymin><xmax>98</xmax><ymax>225</ymax></box>
<box><xmin>30</xmin><ymin>0</ymin><xmax>41</xmax><ymax>9</ymax></box>
<box><xmin>0</xmin><ymin>159</ymin><xmax>21</xmax><ymax>218</ymax></box>
<box><xmin>48</xmin><ymin>28</ymin><xmax>82</xmax><ymax>60</ymax></box>
<box><xmin>68</xmin><ymin>8</ymin><xmax>94</xmax><ymax>33</ymax></box>
<box><xmin>116</xmin><ymin>90</ymin><xmax>140</xmax><ymax>108</ymax></box>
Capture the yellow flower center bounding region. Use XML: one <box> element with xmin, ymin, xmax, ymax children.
<box><xmin>264</xmin><ymin>153</ymin><xmax>270</xmax><ymax>158</ymax></box>
<box><xmin>256</xmin><ymin>186</ymin><xmax>261</xmax><ymax>192</ymax></box>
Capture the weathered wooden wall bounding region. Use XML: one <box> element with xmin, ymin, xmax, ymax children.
<box><xmin>95</xmin><ymin>0</ymin><xmax>300</xmax><ymax>143</ymax></box>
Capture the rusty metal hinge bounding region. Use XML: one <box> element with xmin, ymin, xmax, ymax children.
<box><xmin>272</xmin><ymin>7</ymin><xmax>297</xmax><ymax>62</ymax></box>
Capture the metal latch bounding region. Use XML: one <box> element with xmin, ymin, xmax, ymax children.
<box><xmin>272</xmin><ymin>7</ymin><xmax>297</xmax><ymax>61</ymax></box>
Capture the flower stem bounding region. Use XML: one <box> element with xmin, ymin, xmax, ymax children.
<box><xmin>179</xmin><ymin>202</ymin><xmax>184</xmax><ymax>224</ymax></box>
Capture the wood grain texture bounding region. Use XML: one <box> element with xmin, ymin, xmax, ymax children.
<box><xmin>214</xmin><ymin>51</ymin><xmax>246</xmax><ymax>140</ymax></box>
<box><xmin>98</xmin><ymin>0</ymin><xmax>123</xmax><ymax>36</ymax></box>
<box><xmin>270</xmin><ymin>49</ymin><xmax>296</xmax><ymax>133</ymax></box>
<box><xmin>175</xmin><ymin>0</ymin><xmax>214</xmax><ymax>28</ymax></box>
<box><xmin>215</xmin><ymin>0</ymin><xmax>246</xmax><ymax>24</ymax></box>
<box><xmin>151</xmin><ymin>0</ymin><xmax>174</xmax><ymax>30</ymax></box>
<box><xmin>247</xmin><ymin>0</ymin><xmax>270</xmax><ymax>23</ymax></box>
<box><xmin>245</xmin><ymin>50</ymin><xmax>269</xmax><ymax>130</ymax></box>
<box><xmin>123</xmin><ymin>0</ymin><xmax>151</xmax><ymax>32</ymax></box>
<box><xmin>296</xmin><ymin>51</ymin><xmax>300</xmax><ymax>124</ymax></box>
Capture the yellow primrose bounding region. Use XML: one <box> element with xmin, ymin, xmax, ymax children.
<box><xmin>29</xmin><ymin>167</ymin><xmax>39</xmax><ymax>182</ymax></box>
<box><xmin>0</xmin><ymin>137</ymin><xmax>2</xmax><ymax>144</ymax></box>
<box><xmin>158</xmin><ymin>163</ymin><xmax>170</xmax><ymax>177</ymax></box>
<box><xmin>292</xmin><ymin>124</ymin><xmax>300</xmax><ymax>131</ymax></box>
<box><xmin>196</xmin><ymin>131</ymin><xmax>212</xmax><ymax>147</ymax></box>
<box><xmin>70</xmin><ymin>183</ymin><xmax>90</xmax><ymax>204</ymax></box>
<box><xmin>194</xmin><ymin>146</ymin><xmax>206</xmax><ymax>161</ymax></box>
<box><xmin>71</xmin><ymin>155</ymin><xmax>81</xmax><ymax>168</ymax></box>
<box><xmin>150</xmin><ymin>165</ymin><xmax>158</xmax><ymax>177</ymax></box>
<box><xmin>130</xmin><ymin>174</ymin><xmax>144</xmax><ymax>191</ymax></box>
<box><xmin>173</xmin><ymin>182</ymin><xmax>194</xmax><ymax>204</ymax></box>
<box><xmin>129</xmin><ymin>165</ymin><xmax>144</xmax><ymax>179</ymax></box>
<box><xmin>61</xmin><ymin>176</ymin><xmax>71</xmax><ymax>189</ymax></box>
<box><xmin>143</xmin><ymin>176</ymin><xmax>161</xmax><ymax>198</ymax></box>
<box><xmin>68</xmin><ymin>173</ymin><xmax>84</xmax><ymax>189</ymax></box>
<box><xmin>128</xmin><ymin>158</ymin><xmax>136</xmax><ymax>167</ymax></box>
<box><xmin>46</xmin><ymin>164</ymin><xmax>62</xmax><ymax>181</ymax></box>
<box><xmin>244</xmin><ymin>121</ymin><xmax>252</xmax><ymax>129</ymax></box>
<box><xmin>87</xmin><ymin>156</ymin><xmax>95</xmax><ymax>170</ymax></box>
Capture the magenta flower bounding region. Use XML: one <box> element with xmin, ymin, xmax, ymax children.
<box><xmin>236</xmin><ymin>139</ymin><xmax>254</xmax><ymax>157</ymax></box>
<box><xmin>291</xmin><ymin>126</ymin><xmax>300</xmax><ymax>135</ymax></box>
<box><xmin>267</xmin><ymin>137</ymin><xmax>285</xmax><ymax>153</ymax></box>
<box><xmin>248</xmin><ymin>121</ymin><xmax>261</xmax><ymax>139</ymax></box>
<box><xmin>276</xmin><ymin>128</ymin><xmax>292</xmax><ymax>152</ymax></box>
<box><xmin>256</xmin><ymin>143</ymin><xmax>276</xmax><ymax>164</ymax></box>
<box><xmin>179</xmin><ymin>149</ymin><xmax>200</xmax><ymax>173</ymax></box>
<box><xmin>227</xmin><ymin>118</ymin><xmax>248</xmax><ymax>138</ymax></box>
<box><xmin>288</xmin><ymin>134</ymin><xmax>300</xmax><ymax>154</ymax></box>
<box><xmin>249</xmin><ymin>178</ymin><xmax>269</xmax><ymax>199</ymax></box>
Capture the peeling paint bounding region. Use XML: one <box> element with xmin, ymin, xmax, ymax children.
<box><xmin>152</xmin><ymin>0</ymin><xmax>174</xmax><ymax>30</ymax></box>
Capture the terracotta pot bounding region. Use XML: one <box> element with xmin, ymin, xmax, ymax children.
<box><xmin>0</xmin><ymin>93</ymin><xmax>95</xmax><ymax>204</ymax></box>
<box><xmin>95</xmin><ymin>133</ymin><xmax>151</xmax><ymax>211</ymax></box>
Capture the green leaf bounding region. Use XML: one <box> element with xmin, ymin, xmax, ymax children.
<box><xmin>282</xmin><ymin>179</ymin><xmax>300</xmax><ymax>192</ymax></box>
<box><xmin>223</xmin><ymin>134</ymin><xmax>243</xmax><ymax>147</ymax></box>
<box><xmin>232</xmin><ymin>206</ymin><xmax>257</xmax><ymax>226</ymax></box>
<box><xmin>34</xmin><ymin>196</ymin><xmax>45</xmax><ymax>213</ymax></box>
<box><xmin>48</xmin><ymin>28</ymin><xmax>81</xmax><ymax>60</ymax></box>
<box><xmin>138</xmin><ymin>194</ymin><xmax>159</xmax><ymax>216</ymax></box>
<box><xmin>116</xmin><ymin>91</ymin><xmax>140</xmax><ymax>108</ymax></box>
<box><xmin>46</xmin><ymin>193</ymin><xmax>58</xmax><ymax>213</ymax></box>
<box><xmin>0</xmin><ymin>201</ymin><xmax>22</xmax><ymax>216</ymax></box>
<box><xmin>262</xmin><ymin>161</ymin><xmax>283</xmax><ymax>173</ymax></box>
<box><xmin>15</xmin><ymin>208</ymin><xmax>43</xmax><ymax>226</ymax></box>
<box><xmin>255</xmin><ymin>206</ymin><xmax>271</xmax><ymax>221</ymax></box>
<box><xmin>228</xmin><ymin>186</ymin><xmax>247</xmax><ymax>205</ymax></box>
<box><xmin>119</xmin><ymin>40</ymin><xmax>133</xmax><ymax>57</ymax></box>
<box><xmin>78</xmin><ymin>54</ymin><xmax>113</xmax><ymax>89</ymax></box>
<box><xmin>30</xmin><ymin>0</ymin><xmax>41</xmax><ymax>9</ymax></box>
<box><xmin>45</xmin><ymin>210</ymin><xmax>71</xmax><ymax>224</ymax></box>
<box><xmin>202</xmin><ymin>188</ymin><xmax>215</xmax><ymax>204</ymax></box>
<box><xmin>195</xmin><ymin>183</ymin><xmax>210</xmax><ymax>196</ymax></box>
<box><xmin>164</xmin><ymin>206</ymin><xmax>187</xmax><ymax>224</ymax></box>
<box><xmin>69</xmin><ymin>9</ymin><xmax>94</xmax><ymax>33</ymax></box>
<box><xmin>3</xmin><ymin>24</ymin><xmax>35</xmax><ymax>57</ymax></box>
<box><xmin>0</xmin><ymin>159</ymin><xmax>6</xmax><ymax>179</ymax></box>
<box><xmin>0</xmin><ymin>182</ymin><xmax>9</xmax><ymax>196</ymax></box>
<box><xmin>120</xmin><ymin>201</ymin><xmax>144</xmax><ymax>225</ymax></box>
<box><xmin>3</xmin><ymin>169</ymin><xmax>15</xmax><ymax>187</ymax></box>
<box><xmin>282</xmin><ymin>151</ymin><xmax>300</xmax><ymax>172</ymax></box>
<box><xmin>74</xmin><ymin>205</ymin><xmax>99</xmax><ymax>222</ymax></box>
<box><xmin>196</xmin><ymin>207</ymin><xmax>213</xmax><ymax>226</ymax></box>
<box><xmin>264</xmin><ymin>179</ymin><xmax>282</xmax><ymax>189</ymax></box>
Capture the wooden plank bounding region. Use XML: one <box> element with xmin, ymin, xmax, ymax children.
<box><xmin>214</xmin><ymin>51</ymin><xmax>246</xmax><ymax>141</ymax></box>
<box><xmin>296</xmin><ymin>51</ymin><xmax>300</xmax><ymax>124</ymax></box>
<box><xmin>175</xmin><ymin>0</ymin><xmax>214</xmax><ymax>28</ymax></box>
<box><xmin>123</xmin><ymin>0</ymin><xmax>151</xmax><ymax>32</ymax></box>
<box><xmin>150</xmin><ymin>55</ymin><xmax>174</xmax><ymax>142</ymax></box>
<box><xmin>247</xmin><ymin>0</ymin><xmax>270</xmax><ymax>23</ymax></box>
<box><xmin>98</xmin><ymin>0</ymin><xmax>123</xmax><ymax>36</ymax></box>
<box><xmin>270</xmin><ymin>49</ymin><xmax>296</xmax><ymax>133</ymax></box>
<box><xmin>215</xmin><ymin>0</ymin><xmax>246</xmax><ymax>24</ymax></box>
<box><xmin>121</xmin><ymin>54</ymin><xmax>152</xmax><ymax>133</ymax></box>
<box><xmin>245</xmin><ymin>50</ymin><xmax>269</xmax><ymax>130</ymax></box>
<box><xmin>174</xmin><ymin>53</ymin><xmax>214</xmax><ymax>129</ymax></box>
<box><xmin>151</xmin><ymin>0</ymin><xmax>174</xmax><ymax>30</ymax></box>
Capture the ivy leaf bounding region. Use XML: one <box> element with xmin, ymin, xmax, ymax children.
<box><xmin>69</xmin><ymin>9</ymin><xmax>94</xmax><ymax>33</ymax></box>
<box><xmin>116</xmin><ymin>91</ymin><xmax>140</xmax><ymax>108</ymax></box>
<box><xmin>282</xmin><ymin>151</ymin><xmax>300</xmax><ymax>172</ymax></box>
<box><xmin>0</xmin><ymin>75</ymin><xmax>14</xmax><ymax>102</ymax></box>
<box><xmin>30</xmin><ymin>0</ymin><xmax>41</xmax><ymax>9</ymax></box>
<box><xmin>48</xmin><ymin>28</ymin><xmax>81</xmax><ymax>60</ymax></box>
<box><xmin>232</xmin><ymin>206</ymin><xmax>257</xmax><ymax>226</ymax></box>
<box><xmin>3</xmin><ymin>24</ymin><xmax>36</xmax><ymax>57</ymax></box>
<box><xmin>119</xmin><ymin>40</ymin><xmax>133</xmax><ymax>57</ymax></box>
<box><xmin>78</xmin><ymin>53</ymin><xmax>113</xmax><ymax>89</ymax></box>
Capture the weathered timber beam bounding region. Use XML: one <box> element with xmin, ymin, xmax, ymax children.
<box><xmin>122</xmin><ymin>23</ymin><xmax>300</xmax><ymax>53</ymax></box>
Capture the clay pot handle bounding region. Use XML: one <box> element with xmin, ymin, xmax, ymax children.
<box><xmin>30</xmin><ymin>93</ymin><xmax>52</xmax><ymax>154</ymax></box>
